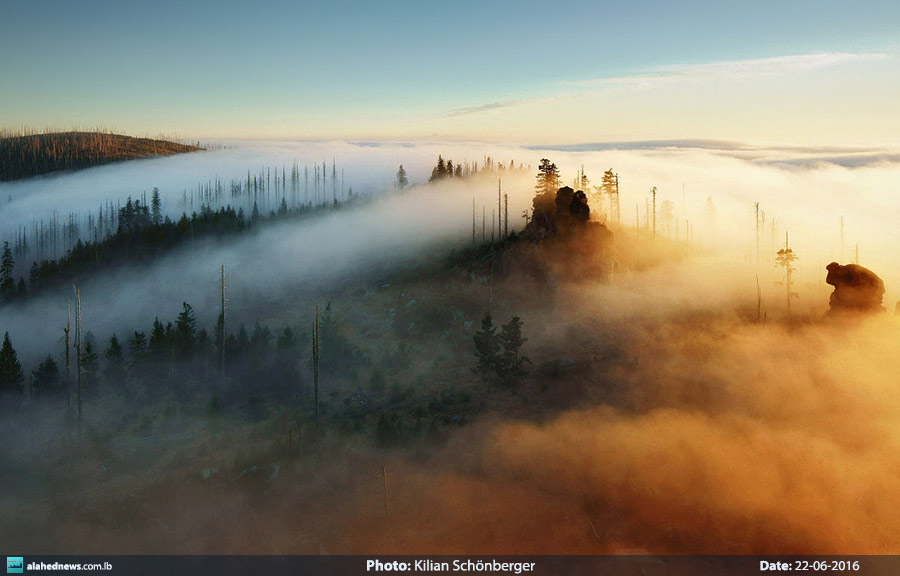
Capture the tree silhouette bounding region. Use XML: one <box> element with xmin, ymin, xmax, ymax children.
<box><xmin>105</xmin><ymin>335</ymin><xmax>126</xmax><ymax>384</ymax></box>
<box><xmin>430</xmin><ymin>156</ymin><xmax>448</xmax><ymax>181</ymax></box>
<box><xmin>473</xmin><ymin>313</ymin><xmax>500</xmax><ymax>382</ymax></box>
<box><xmin>31</xmin><ymin>355</ymin><xmax>61</xmax><ymax>396</ymax></box>
<box><xmin>498</xmin><ymin>316</ymin><xmax>530</xmax><ymax>388</ymax></box>
<box><xmin>0</xmin><ymin>241</ymin><xmax>14</xmax><ymax>300</ymax></box>
<box><xmin>598</xmin><ymin>168</ymin><xmax>618</xmax><ymax>223</ymax></box>
<box><xmin>775</xmin><ymin>233</ymin><xmax>799</xmax><ymax>316</ymax></box>
<box><xmin>395</xmin><ymin>165</ymin><xmax>409</xmax><ymax>189</ymax></box>
<box><xmin>151</xmin><ymin>188</ymin><xmax>162</xmax><ymax>225</ymax></box>
<box><xmin>0</xmin><ymin>332</ymin><xmax>25</xmax><ymax>396</ymax></box>
<box><xmin>535</xmin><ymin>158</ymin><xmax>560</xmax><ymax>196</ymax></box>
<box><xmin>175</xmin><ymin>303</ymin><xmax>198</xmax><ymax>364</ymax></box>
<box><xmin>474</xmin><ymin>314</ymin><xmax>530</xmax><ymax>388</ymax></box>
<box><xmin>81</xmin><ymin>333</ymin><xmax>99</xmax><ymax>395</ymax></box>
<box><xmin>128</xmin><ymin>331</ymin><xmax>148</xmax><ymax>383</ymax></box>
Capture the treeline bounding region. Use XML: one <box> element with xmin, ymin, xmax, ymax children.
<box><xmin>0</xmin><ymin>296</ymin><xmax>481</xmax><ymax>442</ymax></box>
<box><xmin>0</xmin><ymin>299</ymin><xmax>368</xmax><ymax>410</ymax></box>
<box><xmin>427</xmin><ymin>155</ymin><xmax>530</xmax><ymax>182</ymax></box>
<box><xmin>5</xmin><ymin>159</ymin><xmax>352</xmax><ymax>272</ymax></box>
<box><xmin>0</xmin><ymin>191</ymin><xmax>361</xmax><ymax>304</ymax></box>
<box><xmin>0</xmin><ymin>306</ymin><xmax>303</xmax><ymax>415</ymax></box>
<box><xmin>0</xmin><ymin>131</ymin><xmax>201</xmax><ymax>181</ymax></box>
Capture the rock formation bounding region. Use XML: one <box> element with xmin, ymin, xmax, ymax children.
<box><xmin>825</xmin><ymin>262</ymin><xmax>885</xmax><ymax>314</ymax></box>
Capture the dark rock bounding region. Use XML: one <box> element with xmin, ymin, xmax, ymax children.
<box><xmin>825</xmin><ymin>262</ymin><xmax>885</xmax><ymax>314</ymax></box>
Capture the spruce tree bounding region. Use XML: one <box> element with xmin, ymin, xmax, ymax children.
<box><xmin>128</xmin><ymin>331</ymin><xmax>148</xmax><ymax>381</ymax></box>
<box><xmin>276</xmin><ymin>326</ymin><xmax>296</xmax><ymax>350</ymax></box>
<box><xmin>430</xmin><ymin>156</ymin><xmax>447</xmax><ymax>182</ymax></box>
<box><xmin>535</xmin><ymin>158</ymin><xmax>560</xmax><ymax>196</ymax></box>
<box><xmin>148</xmin><ymin>318</ymin><xmax>167</xmax><ymax>361</ymax></box>
<box><xmin>0</xmin><ymin>332</ymin><xmax>25</xmax><ymax>396</ymax></box>
<box><xmin>274</xmin><ymin>326</ymin><xmax>298</xmax><ymax>394</ymax></box>
<box><xmin>472</xmin><ymin>313</ymin><xmax>500</xmax><ymax>382</ymax></box>
<box><xmin>31</xmin><ymin>355</ymin><xmax>61</xmax><ymax>396</ymax></box>
<box><xmin>0</xmin><ymin>241</ymin><xmax>14</xmax><ymax>300</ymax></box>
<box><xmin>175</xmin><ymin>302</ymin><xmax>197</xmax><ymax>358</ymax></box>
<box><xmin>396</xmin><ymin>165</ymin><xmax>409</xmax><ymax>189</ymax></box>
<box><xmin>498</xmin><ymin>316</ymin><xmax>530</xmax><ymax>387</ymax></box>
<box><xmin>151</xmin><ymin>187</ymin><xmax>162</xmax><ymax>225</ymax></box>
<box><xmin>105</xmin><ymin>335</ymin><xmax>126</xmax><ymax>384</ymax></box>
<box><xmin>81</xmin><ymin>333</ymin><xmax>99</xmax><ymax>395</ymax></box>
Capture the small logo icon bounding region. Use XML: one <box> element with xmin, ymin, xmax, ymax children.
<box><xmin>6</xmin><ymin>557</ymin><xmax>23</xmax><ymax>574</ymax></box>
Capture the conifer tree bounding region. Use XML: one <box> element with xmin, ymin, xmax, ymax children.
<box><xmin>0</xmin><ymin>332</ymin><xmax>25</xmax><ymax>396</ymax></box>
<box><xmin>250</xmin><ymin>321</ymin><xmax>271</xmax><ymax>355</ymax></box>
<box><xmin>395</xmin><ymin>165</ymin><xmax>409</xmax><ymax>189</ymax></box>
<box><xmin>175</xmin><ymin>302</ymin><xmax>197</xmax><ymax>358</ymax></box>
<box><xmin>151</xmin><ymin>187</ymin><xmax>162</xmax><ymax>225</ymax></box>
<box><xmin>535</xmin><ymin>159</ymin><xmax>560</xmax><ymax>196</ymax></box>
<box><xmin>149</xmin><ymin>318</ymin><xmax>167</xmax><ymax>361</ymax></box>
<box><xmin>430</xmin><ymin>156</ymin><xmax>447</xmax><ymax>181</ymax></box>
<box><xmin>274</xmin><ymin>326</ymin><xmax>298</xmax><ymax>393</ymax></box>
<box><xmin>0</xmin><ymin>241</ymin><xmax>14</xmax><ymax>300</ymax></box>
<box><xmin>81</xmin><ymin>333</ymin><xmax>99</xmax><ymax>395</ymax></box>
<box><xmin>105</xmin><ymin>335</ymin><xmax>126</xmax><ymax>384</ymax></box>
<box><xmin>128</xmin><ymin>331</ymin><xmax>148</xmax><ymax>382</ymax></box>
<box><xmin>498</xmin><ymin>316</ymin><xmax>530</xmax><ymax>387</ymax></box>
<box><xmin>276</xmin><ymin>326</ymin><xmax>296</xmax><ymax>351</ymax></box>
<box><xmin>30</xmin><ymin>355</ymin><xmax>61</xmax><ymax>396</ymax></box>
<box><xmin>472</xmin><ymin>313</ymin><xmax>500</xmax><ymax>382</ymax></box>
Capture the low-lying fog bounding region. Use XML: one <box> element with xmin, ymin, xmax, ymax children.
<box><xmin>1</xmin><ymin>138</ymin><xmax>899</xmax><ymax>554</ymax></box>
<box><xmin>2</xmin><ymin>139</ymin><xmax>899</xmax><ymax>362</ymax></box>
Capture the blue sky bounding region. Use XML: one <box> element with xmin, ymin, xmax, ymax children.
<box><xmin>2</xmin><ymin>1</ymin><xmax>899</xmax><ymax>143</ymax></box>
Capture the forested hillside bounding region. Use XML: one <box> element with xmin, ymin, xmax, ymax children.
<box><xmin>0</xmin><ymin>131</ymin><xmax>201</xmax><ymax>181</ymax></box>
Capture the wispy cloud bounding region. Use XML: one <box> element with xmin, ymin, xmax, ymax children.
<box><xmin>571</xmin><ymin>52</ymin><xmax>889</xmax><ymax>88</ymax></box>
<box><xmin>444</xmin><ymin>100</ymin><xmax>525</xmax><ymax>118</ymax></box>
<box><xmin>443</xmin><ymin>52</ymin><xmax>890</xmax><ymax>118</ymax></box>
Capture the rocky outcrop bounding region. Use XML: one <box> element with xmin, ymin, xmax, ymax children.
<box><xmin>825</xmin><ymin>262</ymin><xmax>885</xmax><ymax>314</ymax></box>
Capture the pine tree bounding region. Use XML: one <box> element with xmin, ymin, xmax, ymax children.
<box><xmin>81</xmin><ymin>333</ymin><xmax>99</xmax><ymax>395</ymax></box>
<box><xmin>250</xmin><ymin>321</ymin><xmax>271</xmax><ymax>355</ymax></box>
<box><xmin>776</xmin><ymin>233</ymin><xmax>799</xmax><ymax>316</ymax></box>
<box><xmin>105</xmin><ymin>335</ymin><xmax>126</xmax><ymax>384</ymax></box>
<box><xmin>498</xmin><ymin>316</ymin><xmax>530</xmax><ymax>387</ymax></box>
<box><xmin>535</xmin><ymin>159</ymin><xmax>560</xmax><ymax>196</ymax></box>
<box><xmin>274</xmin><ymin>326</ymin><xmax>298</xmax><ymax>394</ymax></box>
<box><xmin>596</xmin><ymin>168</ymin><xmax>618</xmax><ymax>222</ymax></box>
<box><xmin>395</xmin><ymin>165</ymin><xmax>409</xmax><ymax>189</ymax></box>
<box><xmin>31</xmin><ymin>355</ymin><xmax>61</xmax><ymax>396</ymax></box>
<box><xmin>175</xmin><ymin>302</ymin><xmax>197</xmax><ymax>358</ymax></box>
<box><xmin>430</xmin><ymin>156</ymin><xmax>447</xmax><ymax>182</ymax></box>
<box><xmin>472</xmin><ymin>313</ymin><xmax>500</xmax><ymax>382</ymax></box>
<box><xmin>276</xmin><ymin>326</ymin><xmax>296</xmax><ymax>350</ymax></box>
<box><xmin>151</xmin><ymin>187</ymin><xmax>162</xmax><ymax>225</ymax></box>
<box><xmin>128</xmin><ymin>331</ymin><xmax>148</xmax><ymax>381</ymax></box>
<box><xmin>0</xmin><ymin>241</ymin><xmax>14</xmax><ymax>300</ymax></box>
<box><xmin>0</xmin><ymin>332</ymin><xmax>25</xmax><ymax>396</ymax></box>
<box><xmin>149</xmin><ymin>318</ymin><xmax>166</xmax><ymax>355</ymax></box>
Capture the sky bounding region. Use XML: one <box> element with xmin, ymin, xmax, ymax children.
<box><xmin>1</xmin><ymin>0</ymin><xmax>899</xmax><ymax>145</ymax></box>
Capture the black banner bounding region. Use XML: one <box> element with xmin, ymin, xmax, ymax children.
<box><xmin>4</xmin><ymin>556</ymin><xmax>898</xmax><ymax>576</ymax></box>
